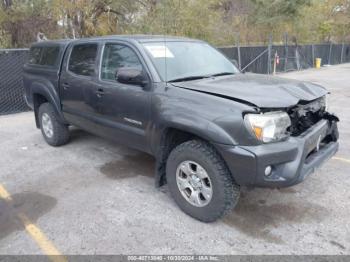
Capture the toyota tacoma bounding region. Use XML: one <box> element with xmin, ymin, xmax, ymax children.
<box><xmin>23</xmin><ymin>35</ymin><xmax>339</xmax><ymax>222</ymax></box>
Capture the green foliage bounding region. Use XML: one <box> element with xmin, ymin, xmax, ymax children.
<box><xmin>131</xmin><ymin>0</ymin><xmax>225</xmax><ymax>44</ymax></box>
<box><xmin>0</xmin><ymin>0</ymin><xmax>350</xmax><ymax>48</ymax></box>
<box><xmin>0</xmin><ymin>0</ymin><xmax>56</xmax><ymax>48</ymax></box>
<box><xmin>252</xmin><ymin>0</ymin><xmax>312</xmax><ymax>23</ymax></box>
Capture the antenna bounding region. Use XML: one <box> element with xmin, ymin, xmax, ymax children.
<box><xmin>163</xmin><ymin>1</ymin><xmax>168</xmax><ymax>83</ymax></box>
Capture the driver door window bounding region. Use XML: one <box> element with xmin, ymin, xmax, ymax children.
<box><xmin>101</xmin><ymin>44</ymin><xmax>143</xmax><ymax>81</ymax></box>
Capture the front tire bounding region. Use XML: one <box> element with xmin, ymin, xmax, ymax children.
<box><xmin>166</xmin><ymin>140</ymin><xmax>240</xmax><ymax>222</ymax></box>
<box><xmin>38</xmin><ymin>103</ymin><xmax>69</xmax><ymax>146</ymax></box>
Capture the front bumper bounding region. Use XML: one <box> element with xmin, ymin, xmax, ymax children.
<box><xmin>215</xmin><ymin>119</ymin><xmax>339</xmax><ymax>188</ymax></box>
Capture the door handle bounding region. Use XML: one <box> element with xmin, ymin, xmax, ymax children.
<box><xmin>62</xmin><ymin>83</ymin><xmax>70</xmax><ymax>90</ymax></box>
<box><xmin>95</xmin><ymin>88</ymin><xmax>105</xmax><ymax>98</ymax></box>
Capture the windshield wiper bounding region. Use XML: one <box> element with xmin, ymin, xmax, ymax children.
<box><xmin>168</xmin><ymin>72</ymin><xmax>235</xmax><ymax>83</ymax></box>
<box><xmin>209</xmin><ymin>72</ymin><xmax>235</xmax><ymax>77</ymax></box>
<box><xmin>168</xmin><ymin>76</ymin><xmax>210</xmax><ymax>83</ymax></box>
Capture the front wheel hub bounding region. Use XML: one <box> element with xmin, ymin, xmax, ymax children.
<box><xmin>176</xmin><ymin>161</ymin><xmax>213</xmax><ymax>207</ymax></box>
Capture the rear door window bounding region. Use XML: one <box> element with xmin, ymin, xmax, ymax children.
<box><xmin>68</xmin><ymin>44</ymin><xmax>98</xmax><ymax>76</ymax></box>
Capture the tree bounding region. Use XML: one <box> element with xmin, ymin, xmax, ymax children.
<box><xmin>50</xmin><ymin>0</ymin><xmax>140</xmax><ymax>38</ymax></box>
<box><xmin>0</xmin><ymin>0</ymin><xmax>350</xmax><ymax>48</ymax></box>
<box><xmin>0</xmin><ymin>0</ymin><xmax>56</xmax><ymax>47</ymax></box>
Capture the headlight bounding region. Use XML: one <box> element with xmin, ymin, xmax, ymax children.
<box><xmin>244</xmin><ymin>111</ymin><xmax>291</xmax><ymax>143</ymax></box>
<box><xmin>318</xmin><ymin>95</ymin><xmax>328</xmax><ymax>111</ymax></box>
<box><xmin>324</xmin><ymin>95</ymin><xmax>329</xmax><ymax>111</ymax></box>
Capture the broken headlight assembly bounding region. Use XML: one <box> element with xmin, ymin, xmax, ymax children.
<box><xmin>324</xmin><ymin>95</ymin><xmax>329</xmax><ymax>112</ymax></box>
<box><xmin>244</xmin><ymin>111</ymin><xmax>291</xmax><ymax>143</ymax></box>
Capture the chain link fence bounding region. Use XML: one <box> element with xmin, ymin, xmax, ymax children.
<box><xmin>1</xmin><ymin>43</ymin><xmax>350</xmax><ymax>115</ymax></box>
<box><xmin>0</xmin><ymin>49</ymin><xmax>30</xmax><ymax>115</ymax></box>
<box><xmin>219</xmin><ymin>43</ymin><xmax>350</xmax><ymax>74</ymax></box>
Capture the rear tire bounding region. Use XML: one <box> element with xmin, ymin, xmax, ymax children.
<box><xmin>38</xmin><ymin>103</ymin><xmax>69</xmax><ymax>146</ymax></box>
<box><xmin>166</xmin><ymin>140</ymin><xmax>240</xmax><ymax>222</ymax></box>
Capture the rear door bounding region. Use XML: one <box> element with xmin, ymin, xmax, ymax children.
<box><xmin>60</xmin><ymin>42</ymin><xmax>100</xmax><ymax>129</ymax></box>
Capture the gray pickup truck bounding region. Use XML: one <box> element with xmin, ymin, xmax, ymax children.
<box><xmin>23</xmin><ymin>35</ymin><xmax>339</xmax><ymax>222</ymax></box>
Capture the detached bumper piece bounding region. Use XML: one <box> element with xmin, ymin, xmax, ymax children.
<box><xmin>216</xmin><ymin>119</ymin><xmax>339</xmax><ymax>188</ymax></box>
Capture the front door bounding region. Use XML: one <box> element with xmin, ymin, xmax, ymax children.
<box><xmin>92</xmin><ymin>42</ymin><xmax>152</xmax><ymax>152</ymax></box>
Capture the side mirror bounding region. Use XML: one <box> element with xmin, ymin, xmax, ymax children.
<box><xmin>115</xmin><ymin>67</ymin><xmax>148</xmax><ymax>87</ymax></box>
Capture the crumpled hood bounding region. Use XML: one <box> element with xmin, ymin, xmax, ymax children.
<box><xmin>172</xmin><ymin>73</ymin><xmax>328</xmax><ymax>108</ymax></box>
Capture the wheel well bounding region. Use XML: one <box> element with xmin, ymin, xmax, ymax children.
<box><xmin>33</xmin><ymin>93</ymin><xmax>49</xmax><ymax>128</ymax></box>
<box><xmin>155</xmin><ymin>128</ymin><xmax>199</xmax><ymax>187</ymax></box>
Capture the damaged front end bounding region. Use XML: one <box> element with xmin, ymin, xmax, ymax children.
<box><xmin>216</xmin><ymin>95</ymin><xmax>340</xmax><ymax>188</ymax></box>
<box><xmin>287</xmin><ymin>96</ymin><xmax>339</xmax><ymax>142</ymax></box>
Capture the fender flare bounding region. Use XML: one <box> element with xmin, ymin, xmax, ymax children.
<box><xmin>152</xmin><ymin>114</ymin><xmax>237</xmax><ymax>187</ymax></box>
<box><xmin>152</xmin><ymin>114</ymin><xmax>237</xmax><ymax>152</ymax></box>
<box><xmin>30</xmin><ymin>82</ymin><xmax>67</xmax><ymax>127</ymax></box>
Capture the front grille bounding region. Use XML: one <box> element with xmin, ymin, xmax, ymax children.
<box><xmin>288</xmin><ymin>97</ymin><xmax>326</xmax><ymax>136</ymax></box>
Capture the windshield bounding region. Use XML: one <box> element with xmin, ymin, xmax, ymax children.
<box><xmin>142</xmin><ymin>41</ymin><xmax>239</xmax><ymax>82</ymax></box>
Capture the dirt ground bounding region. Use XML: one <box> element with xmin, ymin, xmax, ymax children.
<box><xmin>0</xmin><ymin>64</ymin><xmax>349</xmax><ymax>255</ymax></box>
